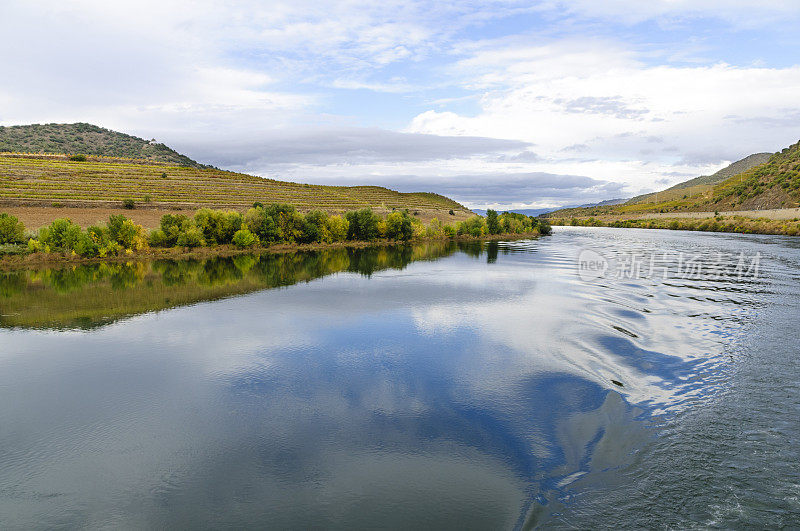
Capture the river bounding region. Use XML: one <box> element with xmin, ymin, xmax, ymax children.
<box><xmin>1</xmin><ymin>228</ymin><xmax>798</xmax><ymax>528</ymax></box>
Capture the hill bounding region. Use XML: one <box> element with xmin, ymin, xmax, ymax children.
<box><xmin>625</xmin><ymin>152</ymin><xmax>771</xmax><ymax>205</ymax></box>
<box><xmin>0</xmin><ymin>123</ymin><xmax>205</xmax><ymax>168</ymax></box>
<box><xmin>547</xmin><ymin>140</ymin><xmax>800</xmax><ymax>219</ymax></box>
<box><xmin>0</xmin><ymin>153</ymin><xmax>472</xmax><ymax>226</ymax></box>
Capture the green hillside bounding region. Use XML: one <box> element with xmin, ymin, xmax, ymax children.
<box><xmin>712</xmin><ymin>140</ymin><xmax>800</xmax><ymax>209</ymax></box>
<box><xmin>626</xmin><ymin>152</ymin><xmax>771</xmax><ymax>205</ymax></box>
<box><xmin>0</xmin><ymin>123</ymin><xmax>205</xmax><ymax>168</ymax></box>
<box><xmin>548</xmin><ymin>140</ymin><xmax>800</xmax><ymax>218</ymax></box>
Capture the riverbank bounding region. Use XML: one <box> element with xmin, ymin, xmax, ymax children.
<box><xmin>549</xmin><ymin>214</ymin><xmax>800</xmax><ymax>236</ymax></box>
<box><xmin>0</xmin><ymin>232</ymin><xmax>542</xmax><ymax>271</ymax></box>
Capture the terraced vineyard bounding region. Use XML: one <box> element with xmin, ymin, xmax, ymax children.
<box><xmin>0</xmin><ymin>153</ymin><xmax>471</xmax><ymax>219</ymax></box>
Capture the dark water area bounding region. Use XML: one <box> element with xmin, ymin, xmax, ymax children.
<box><xmin>0</xmin><ymin>228</ymin><xmax>798</xmax><ymax>528</ymax></box>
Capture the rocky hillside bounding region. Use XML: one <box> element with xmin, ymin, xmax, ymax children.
<box><xmin>0</xmin><ymin>123</ymin><xmax>205</xmax><ymax>168</ymax></box>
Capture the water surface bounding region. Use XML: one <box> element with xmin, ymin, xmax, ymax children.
<box><xmin>1</xmin><ymin>228</ymin><xmax>798</xmax><ymax>528</ymax></box>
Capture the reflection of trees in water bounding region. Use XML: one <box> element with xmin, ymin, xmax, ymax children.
<box><xmin>2</xmin><ymin>241</ymin><xmax>485</xmax><ymax>329</ymax></box>
<box><xmin>0</xmin><ymin>271</ymin><xmax>26</xmax><ymax>297</ymax></box>
<box><xmin>7</xmin><ymin>241</ymin><xmax>483</xmax><ymax>294</ymax></box>
<box><xmin>21</xmin><ymin>262</ymin><xmax>148</xmax><ymax>294</ymax></box>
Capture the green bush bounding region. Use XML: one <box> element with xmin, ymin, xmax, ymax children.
<box><xmin>346</xmin><ymin>208</ymin><xmax>380</xmax><ymax>241</ymax></box>
<box><xmin>0</xmin><ymin>213</ymin><xmax>26</xmax><ymax>244</ymax></box>
<box><xmin>325</xmin><ymin>215</ymin><xmax>349</xmax><ymax>242</ymax></box>
<box><xmin>244</xmin><ymin>206</ymin><xmax>279</xmax><ymax>243</ymax></box>
<box><xmin>69</xmin><ymin>154</ymin><xmax>87</xmax><ymax>162</ymax></box>
<box><xmin>537</xmin><ymin>219</ymin><xmax>552</xmax><ymax>236</ymax></box>
<box><xmin>194</xmin><ymin>208</ymin><xmax>243</xmax><ymax>244</ymax></box>
<box><xmin>271</xmin><ymin>207</ymin><xmax>307</xmax><ymax>243</ymax></box>
<box><xmin>37</xmin><ymin>218</ymin><xmax>82</xmax><ymax>250</ymax></box>
<box><xmin>457</xmin><ymin>216</ymin><xmax>486</xmax><ymax>237</ymax></box>
<box><xmin>232</xmin><ymin>228</ymin><xmax>259</xmax><ymax>248</ymax></box>
<box><xmin>107</xmin><ymin>215</ymin><xmax>147</xmax><ymax>250</ymax></box>
<box><xmin>122</xmin><ymin>198</ymin><xmax>135</xmax><ymax>209</ymax></box>
<box><xmin>385</xmin><ymin>211</ymin><xmax>414</xmax><ymax>240</ymax></box>
<box><xmin>151</xmin><ymin>214</ymin><xmax>194</xmax><ymax>247</ymax></box>
<box><xmin>176</xmin><ymin>227</ymin><xmax>205</xmax><ymax>248</ymax></box>
<box><xmin>148</xmin><ymin>229</ymin><xmax>170</xmax><ymax>247</ymax></box>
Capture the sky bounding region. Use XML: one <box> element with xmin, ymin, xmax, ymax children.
<box><xmin>2</xmin><ymin>1</ymin><xmax>800</xmax><ymax>210</ymax></box>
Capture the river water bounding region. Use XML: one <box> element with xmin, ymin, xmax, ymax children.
<box><xmin>0</xmin><ymin>227</ymin><xmax>798</xmax><ymax>529</ymax></box>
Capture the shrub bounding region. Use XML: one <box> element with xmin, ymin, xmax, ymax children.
<box><xmin>271</xmin><ymin>207</ymin><xmax>306</xmax><ymax>243</ymax></box>
<box><xmin>161</xmin><ymin>172</ymin><xmax>168</xmax><ymax>179</ymax></box>
<box><xmin>176</xmin><ymin>227</ymin><xmax>204</xmax><ymax>248</ymax></box>
<box><xmin>0</xmin><ymin>213</ymin><xmax>26</xmax><ymax>244</ymax></box>
<box><xmin>149</xmin><ymin>214</ymin><xmax>196</xmax><ymax>247</ymax></box>
<box><xmin>194</xmin><ymin>208</ymin><xmax>243</xmax><ymax>244</ymax></box>
<box><xmin>537</xmin><ymin>220</ymin><xmax>552</xmax><ymax>236</ymax></box>
<box><xmin>442</xmin><ymin>224</ymin><xmax>456</xmax><ymax>238</ymax></box>
<box><xmin>148</xmin><ymin>229</ymin><xmax>170</xmax><ymax>247</ymax></box>
<box><xmin>346</xmin><ymin>208</ymin><xmax>380</xmax><ymax>241</ymax></box>
<box><xmin>38</xmin><ymin>218</ymin><xmax>82</xmax><ymax>250</ymax></box>
<box><xmin>426</xmin><ymin>217</ymin><xmax>443</xmax><ymax>238</ymax></box>
<box><xmin>232</xmin><ymin>228</ymin><xmax>259</xmax><ymax>248</ymax></box>
<box><xmin>74</xmin><ymin>231</ymin><xmax>100</xmax><ymax>257</ymax></box>
<box><xmin>303</xmin><ymin>210</ymin><xmax>329</xmax><ymax>243</ymax></box>
<box><xmin>385</xmin><ymin>211</ymin><xmax>414</xmax><ymax>240</ymax></box>
<box><xmin>122</xmin><ymin>198</ymin><xmax>135</xmax><ymax>209</ymax></box>
<box><xmin>376</xmin><ymin>219</ymin><xmax>388</xmax><ymax>238</ymax></box>
<box><xmin>244</xmin><ymin>206</ymin><xmax>279</xmax><ymax>243</ymax></box>
<box><xmin>69</xmin><ymin>154</ymin><xmax>87</xmax><ymax>162</ymax></box>
<box><xmin>457</xmin><ymin>216</ymin><xmax>486</xmax><ymax>237</ymax></box>
<box><xmin>107</xmin><ymin>215</ymin><xmax>147</xmax><ymax>251</ymax></box>
<box><xmin>325</xmin><ymin>215</ymin><xmax>349</xmax><ymax>242</ymax></box>
<box><xmin>449</xmin><ymin>210</ymin><xmax>455</xmax><ymax>216</ymax></box>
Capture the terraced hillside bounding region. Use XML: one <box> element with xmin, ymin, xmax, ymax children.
<box><xmin>0</xmin><ymin>123</ymin><xmax>205</xmax><ymax>168</ymax></box>
<box><xmin>0</xmin><ymin>153</ymin><xmax>472</xmax><ymax>223</ymax></box>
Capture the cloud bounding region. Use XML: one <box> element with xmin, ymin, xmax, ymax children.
<box><xmin>538</xmin><ymin>0</ymin><xmax>800</xmax><ymax>26</ymax></box>
<box><xmin>554</xmin><ymin>96</ymin><xmax>650</xmax><ymax>119</ymax></box>
<box><xmin>171</xmin><ymin>128</ymin><xmax>531</xmax><ymax>167</ymax></box>
<box><xmin>408</xmin><ymin>40</ymin><xmax>800</xmax><ymax>188</ymax></box>
<box><xmin>292</xmin><ymin>171</ymin><xmax>625</xmax><ymax>209</ymax></box>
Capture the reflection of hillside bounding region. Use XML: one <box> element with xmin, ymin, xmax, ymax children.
<box><xmin>0</xmin><ymin>242</ymin><xmax>465</xmax><ymax>330</ymax></box>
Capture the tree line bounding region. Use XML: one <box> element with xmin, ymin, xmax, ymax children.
<box><xmin>0</xmin><ymin>205</ymin><xmax>550</xmax><ymax>258</ymax></box>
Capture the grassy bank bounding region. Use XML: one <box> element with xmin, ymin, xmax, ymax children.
<box><xmin>550</xmin><ymin>214</ymin><xmax>800</xmax><ymax>236</ymax></box>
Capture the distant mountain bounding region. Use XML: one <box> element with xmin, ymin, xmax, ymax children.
<box><xmin>473</xmin><ymin>207</ymin><xmax>557</xmax><ymax>217</ymax></box>
<box><xmin>578</xmin><ymin>198</ymin><xmax>628</xmax><ymax>208</ymax></box>
<box><xmin>627</xmin><ymin>152</ymin><xmax>771</xmax><ymax>205</ymax></box>
<box><xmin>0</xmin><ymin>123</ymin><xmax>205</xmax><ymax>168</ymax></box>
<box><xmin>473</xmin><ymin>198</ymin><xmax>629</xmax><ymax>218</ymax></box>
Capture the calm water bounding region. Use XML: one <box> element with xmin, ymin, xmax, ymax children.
<box><xmin>1</xmin><ymin>228</ymin><xmax>799</xmax><ymax>529</ymax></box>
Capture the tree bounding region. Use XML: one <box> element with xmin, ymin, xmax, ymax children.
<box><xmin>386</xmin><ymin>211</ymin><xmax>414</xmax><ymax>240</ymax></box>
<box><xmin>345</xmin><ymin>208</ymin><xmax>380</xmax><ymax>241</ymax></box>
<box><xmin>0</xmin><ymin>213</ymin><xmax>26</xmax><ymax>244</ymax></box>
<box><xmin>486</xmin><ymin>209</ymin><xmax>500</xmax><ymax>234</ymax></box>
